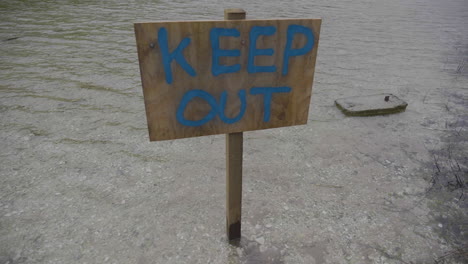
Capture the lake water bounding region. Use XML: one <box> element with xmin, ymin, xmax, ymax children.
<box><xmin>1</xmin><ymin>0</ymin><xmax>467</xmax><ymax>263</ymax></box>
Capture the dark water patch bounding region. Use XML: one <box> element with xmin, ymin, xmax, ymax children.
<box><xmin>426</xmin><ymin>190</ymin><xmax>468</xmax><ymax>263</ymax></box>
<box><xmin>78</xmin><ymin>104</ymin><xmax>137</xmax><ymax>114</ymax></box>
<box><xmin>127</xmin><ymin>125</ymin><xmax>147</xmax><ymax>131</ymax></box>
<box><xmin>424</xmin><ymin>90</ymin><xmax>468</xmax><ymax>262</ymax></box>
<box><xmin>118</xmin><ymin>150</ymin><xmax>167</xmax><ymax>163</ymax></box>
<box><xmin>1</xmin><ymin>123</ymin><xmax>49</xmax><ymax>137</ymax></box>
<box><xmin>0</xmin><ymin>84</ymin><xmax>32</xmax><ymax>94</ymax></box>
<box><xmin>79</xmin><ymin>82</ymin><xmax>132</xmax><ymax>97</ymax></box>
<box><xmin>18</xmin><ymin>125</ymin><xmax>49</xmax><ymax>137</ymax></box>
<box><xmin>105</xmin><ymin>122</ymin><xmax>121</xmax><ymax>126</ymax></box>
<box><xmin>433</xmin><ymin>208</ymin><xmax>468</xmax><ymax>247</ymax></box>
<box><xmin>9</xmin><ymin>94</ymin><xmax>83</xmax><ymax>103</ymax></box>
<box><xmin>429</xmin><ymin>135</ymin><xmax>467</xmax><ymax>194</ymax></box>
<box><xmin>0</xmin><ymin>105</ymin><xmax>64</xmax><ymax>114</ymax></box>
<box><xmin>2</xmin><ymin>36</ymin><xmax>20</xmax><ymax>41</ymax></box>
<box><xmin>55</xmin><ymin>138</ymin><xmax>117</xmax><ymax>145</ymax></box>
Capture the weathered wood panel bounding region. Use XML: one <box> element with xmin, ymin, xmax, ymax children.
<box><xmin>135</xmin><ymin>18</ymin><xmax>321</xmax><ymax>141</ymax></box>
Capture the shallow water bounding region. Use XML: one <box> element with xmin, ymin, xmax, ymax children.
<box><xmin>1</xmin><ymin>0</ymin><xmax>467</xmax><ymax>263</ymax></box>
<box><xmin>0</xmin><ymin>0</ymin><xmax>467</xmax><ymax>134</ymax></box>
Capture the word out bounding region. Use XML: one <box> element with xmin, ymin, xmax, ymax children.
<box><xmin>176</xmin><ymin>87</ymin><xmax>291</xmax><ymax>127</ymax></box>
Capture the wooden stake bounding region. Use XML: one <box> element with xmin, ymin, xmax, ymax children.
<box><xmin>226</xmin><ymin>132</ymin><xmax>243</xmax><ymax>241</ymax></box>
<box><xmin>225</xmin><ymin>9</ymin><xmax>246</xmax><ymax>242</ymax></box>
<box><xmin>224</xmin><ymin>8</ymin><xmax>246</xmax><ymax>20</ymax></box>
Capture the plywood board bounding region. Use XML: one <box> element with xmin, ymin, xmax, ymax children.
<box><xmin>135</xmin><ymin>19</ymin><xmax>321</xmax><ymax>141</ymax></box>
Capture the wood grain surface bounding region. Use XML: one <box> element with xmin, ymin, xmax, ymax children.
<box><xmin>135</xmin><ymin>18</ymin><xmax>321</xmax><ymax>141</ymax></box>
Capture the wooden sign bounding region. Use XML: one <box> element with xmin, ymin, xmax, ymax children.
<box><xmin>135</xmin><ymin>19</ymin><xmax>321</xmax><ymax>141</ymax></box>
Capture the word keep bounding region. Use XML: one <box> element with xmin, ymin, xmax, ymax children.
<box><xmin>157</xmin><ymin>24</ymin><xmax>315</xmax><ymax>127</ymax></box>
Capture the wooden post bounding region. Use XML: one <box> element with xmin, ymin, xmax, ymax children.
<box><xmin>225</xmin><ymin>8</ymin><xmax>246</xmax><ymax>241</ymax></box>
<box><xmin>226</xmin><ymin>132</ymin><xmax>243</xmax><ymax>241</ymax></box>
<box><xmin>224</xmin><ymin>8</ymin><xmax>246</xmax><ymax>20</ymax></box>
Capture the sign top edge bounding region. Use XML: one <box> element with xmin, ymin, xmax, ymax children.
<box><xmin>134</xmin><ymin>18</ymin><xmax>322</xmax><ymax>25</ymax></box>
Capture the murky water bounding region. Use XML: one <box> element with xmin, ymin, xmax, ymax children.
<box><xmin>1</xmin><ymin>0</ymin><xmax>466</xmax><ymax>135</ymax></box>
<box><xmin>1</xmin><ymin>0</ymin><xmax>467</xmax><ymax>263</ymax></box>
